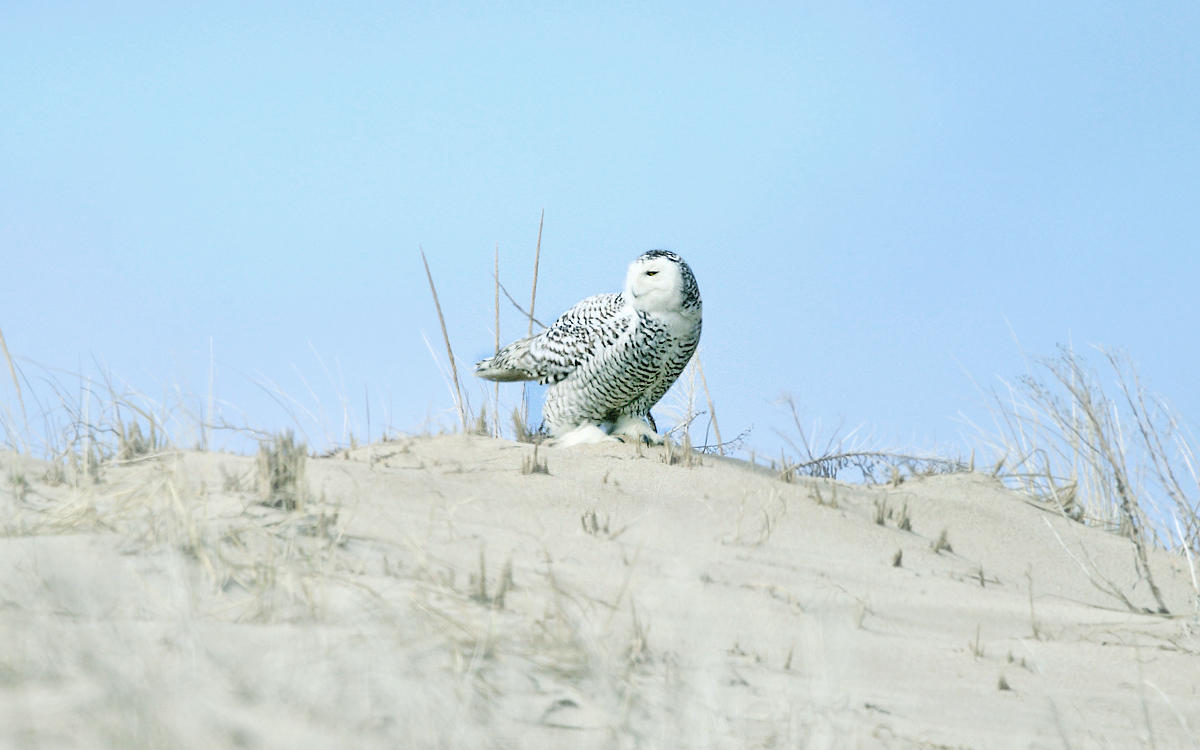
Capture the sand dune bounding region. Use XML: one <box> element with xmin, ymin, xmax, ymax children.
<box><xmin>2</xmin><ymin>435</ymin><xmax>1197</xmax><ymax>748</ymax></box>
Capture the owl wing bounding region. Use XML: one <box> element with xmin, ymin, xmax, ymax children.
<box><xmin>475</xmin><ymin>293</ymin><xmax>629</xmax><ymax>384</ymax></box>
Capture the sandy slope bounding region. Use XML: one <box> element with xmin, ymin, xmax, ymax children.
<box><xmin>1</xmin><ymin>435</ymin><xmax>1197</xmax><ymax>749</ymax></box>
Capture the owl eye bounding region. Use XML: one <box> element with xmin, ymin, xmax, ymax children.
<box><xmin>645</xmin><ymin>270</ymin><xmax>658</xmax><ymax>276</ymax></box>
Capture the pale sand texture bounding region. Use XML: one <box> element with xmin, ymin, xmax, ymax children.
<box><xmin>1</xmin><ymin>435</ymin><xmax>1197</xmax><ymax>748</ymax></box>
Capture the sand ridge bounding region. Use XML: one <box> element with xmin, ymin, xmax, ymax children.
<box><xmin>1</xmin><ymin>435</ymin><xmax>1197</xmax><ymax>748</ymax></box>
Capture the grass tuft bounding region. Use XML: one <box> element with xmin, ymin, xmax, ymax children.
<box><xmin>521</xmin><ymin>443</ymin><xmax>549</xmax><ymax>475</ymax></box>
<box><xmin>256</xmin><ymin>430</ymin><xmax>307</xmax><ymax>510</ymax></box>
<box><xmin>662</xmin><ymin>432</ymin><xmax>700</xmax><ymax>467</ymax></box>
<box><xmin>581</xmin><ymin>508</ymin><xmax>610</xmax><ymax>536</ymax></box>
<box><xmin>510</xmin><ymin>406</ymin><xmax>540</xmax><ymax>444</ymax></box>
<box><xmin>969</xmin><ymin>624</ymin><xmax>984</xmax><ymax>658</ymax></box>
<box><xmin>968</xmin><ymin>344</ymin><xmax>1190</xmax><ymax>614</ymax></box>
<box><xmin>6</xmin><ymin>463</ymin><xmax>29</xmax><ymax>502</ymax></box>
<box><xmin>931</xmin><ymin>528</ymin><xmax>953</xmax><ymax>554</ymax></box>
<box><xmin>693</xmin><ymin>355</ymin><xmax>724</xmax><ymax>456</ymax></box>
<box><xmin>470</xmin><ymin>548</ymin><xmax>514</xmax><ymax>609</ymax></box>
<box><xmin>117</xmin><ymin>420</ymin><xmax>164</xmax><ymax>461</ymax></box>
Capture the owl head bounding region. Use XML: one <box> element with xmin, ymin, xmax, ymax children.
<box><xmin>623</xmin><ymin>250</ymin><xmax>701</xmax><ymax>315</ymax></box>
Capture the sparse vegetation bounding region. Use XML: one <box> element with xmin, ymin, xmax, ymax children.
<box><xmin>257</xmin><ymin>430</ymin><xmax>307</xmax><ymax>510</ymax></box>
<box><xmin>1007</xmin><ymin>652</ymin><xmax>1032</xmax><ymax>671</ymax></box>
<box><xmin>777</xmin><ymin>397</ymin><xmax>968</xmax><ymax>482</ymax></box>
<box><xmin>470</xmin><ymin>547</ymin><xmax>514</xmax><ymax>609</ymax></box>
<box><xmin>521</xmin><ymin>443</ymin><xmax>549</xmax><ymax>475</ymax></box>
<box><xmin>661</xmin><ymin>431</ymin><xmax>700</xmax><ymax>467</ymax></box>
<box><xmin>727</xmin><ymin>489</ymin><xmax>788</xmax><ymax>546</ymax></box>
<box><xmin>971</xmin><ymin>345</ymin><xmax>1198</xmax><ymax>615</ymax></box>
<box><xmin>510</xmin><ymin>406</ymin><xmax>541</xmax><ymax>444</ymax></box>
<box><xmin>6</xmin><ymin>463</ymin><xmax>29</xmax><ymax>502</ymax></box>
<box><xmin>809</xmin><ymin>484</ymin><xmax>839</xmax><ymax>508</ymax></box>
<box><xmin>116</xmin><ymin>419</ymin><xmax>164</xmax><ymax>461</ymax></box>
<box><xmin>852</xmin><ymin>596</ymin><xmax>871</xmax><ymax>629</ymax></box>
<box><xmin>931</xmin><ymin>528</ymin><xmax>953</xmax><ymax>554</ymax></box>
<box><xmin>581</xmin><ymin>507</ymin><xmax>610</xmax><ymax>536</ymax></box>
<box><xmin>1026</xmin><ymin>566</ymin><xmax>1043</xmax><ymax>640</ymax></box>
<box><xmin>970</xmin><ymin>625</ymin><xmax>984</xmax><ymax>659</ymax></box>
<box><xmin>873</xmin><ymin>496</ymin><xmax>913</xmax><ymax>531</ymax></box>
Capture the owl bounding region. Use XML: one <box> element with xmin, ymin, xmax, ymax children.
<box><xmin>475</xmin><ymin>250</ymin><xmax>701</xmax><ymax>446</ymax></box>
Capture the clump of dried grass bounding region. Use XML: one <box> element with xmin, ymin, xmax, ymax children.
<box><xmin>661</xmin><ymin>431</ymin><xmax>700</xmax><ymax>467</ymax></box>
<box><xmin>521</xmin><ymin>443</ymin><xmax>549</xmax><ymax>475</ymax></box>
<box><xmin>117</xmin><ymin>420</ymin><xmax>164</xmax><ymax>461</ymax></box>
<box><xmin>968</xmin><ymin>344</ymin><xmax>1199</xmax><ymax>614</ymax></box>
<box><xmin>257</xmin><ymin>430</ymin><xmax>307</xmax><ymax>510</ymax></box>
<box><xmin>930</xmin><ymin>528</ymin><xmax>953</xmax><ymax>554</ymax></box>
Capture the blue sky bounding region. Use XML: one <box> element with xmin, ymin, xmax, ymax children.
<box><xmin>2</xmin><ymin>2</ymin><xmax>1198</xmax><ymax>457</ymax></box>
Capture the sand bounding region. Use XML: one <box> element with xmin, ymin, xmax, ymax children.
<box><xmin>1</xmin><ymin>435</ymin><xmax>1197</xmax><ymax>748</ymax></box>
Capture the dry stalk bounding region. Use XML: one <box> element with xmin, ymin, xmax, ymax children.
<box><xmin>694</xmin><ymin>354</ymin><xmax>723</xmax><ymax>456</ymax></box>
<box><xmin>522</xmin><ymin>211</ymin><xmax>544</xmax><ymax>431</ymax></box>
<box><xmin>0</xmin><ymin>327</ymin><xmax>29</xmax><ymax>452</ymax></box>
<box><xmin>419</xmin><ymin>247</ymin><xmax>466</xmax><ymax>432</ymax></box>
<box><xmin>491</xmin><ymin>274</ymin><xmax>546</xmax><ymax>329</ymax></box>
<box><xmin>528</xmin><ymin>209</ymin><xmax>544</xmax><ymax>337</ymax></box>
<box><xmin>493</xmin><ymin>243</ymin><xmax>501</xmax><ymax>439</ymax></box>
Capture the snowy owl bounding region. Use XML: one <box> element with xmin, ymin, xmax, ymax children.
<box><xmin>475</xmin><ymin>250</ymin><xmax>702</xmax><ymax>446</ymax></box>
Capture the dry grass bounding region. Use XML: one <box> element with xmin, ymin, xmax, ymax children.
<box><xmin>421</xmin><ymin>215</ymin><xmax>555</xmax><ymax>442</ymax></box>
<box><xmin>493</xmin><ymin>243</ymin><xmax>501</xmax><ymax>438</ymax></box>
<box><xmin>661</xmin><ymin>431</ymin><xmax>700</xmax><ymax>467</ymax></box>
<box><xmin>0</xmin><ymin>326</ymin><xmax>29</xmax><ymax>454</ymax></box>
<box><xmin>256</xmin><ymin>430</ymin><xmax>308</xmax><ymax>510</ymax></box>
<box><xmin>693</xmin><ymin>356</ymin><xmax>723</xmax><ymax>455</ymax></box>
<box><xmin>420</xmin><ymin>246</ymin><xmax>467</xmax><ymax>432</ymax></box>
<box><xmin>930</xmin><ymin>527</ymin><xmax>953</xmax><ymax>554</ymax></box>
<box><xmin>527</xmin><ymin>209</ymin><xmax>544</xmax><ymax>338</ymax></box>
<box><xmin>521</xmin><ymin>442</ymin><xmax>549</xmax><ymax>475</ymax></box>
<box><xmin>778</xmin><ymin>396</ymin><xmax>967</xmax><ymax>482</ymax></box>
<box><xmin>969</xmin><ymin>344</ymin><xmax>1200</xmax><ymax>614</ymax></box>
<box><xmin>661</xmin><ymin>354</ymin><xmax>733</xmax><ymax>454</ymax></box>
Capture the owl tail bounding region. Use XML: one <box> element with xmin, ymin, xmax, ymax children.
<box><xmin>474</xmin><ymin>336</ymin><xmax>539</xmax><ymax>382</ymax></box>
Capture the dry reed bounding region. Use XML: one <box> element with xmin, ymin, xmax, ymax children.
<box><xmin>419</xmin><ymin>247</ymin><xmax>467</xmax><ymax>432</ymax></box>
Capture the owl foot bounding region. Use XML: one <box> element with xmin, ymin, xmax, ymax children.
<box><xmin>551</xmin><ymin>423</ymin><xmax>616</xmax><ymax>447</ymax></box>
<box><xmin>612</xmin><ymin>416</ymin><xmax>662</xmax><ymax>445</ymax></box>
